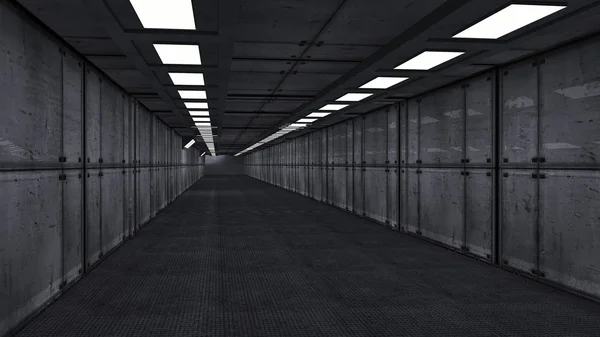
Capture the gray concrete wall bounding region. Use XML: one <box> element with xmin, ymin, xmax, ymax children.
<box><xmin>0</xmin><ymin>2</ymin><xmax>205</xmax><ymax>335</ymax></box>
<box><xmin>205</xmin><ymin>155</ymin><xmax>245</xmax><ymax>175</ymax></box>
<box><xmin>244</xmin><ymin>34</ymin><xmax>600</xmax><ymax>300</ymax></box>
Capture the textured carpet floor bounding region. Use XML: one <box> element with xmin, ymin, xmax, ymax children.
<box><xmin>15</xmin><ymin>176</ymin><xmax>600</xmax><ymax>336</ymax></box>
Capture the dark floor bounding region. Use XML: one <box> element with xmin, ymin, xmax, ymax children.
<box><xmin>15</xmin><ymin>176</ymin><xmax>600</xmax><ymax>336</ymax></box>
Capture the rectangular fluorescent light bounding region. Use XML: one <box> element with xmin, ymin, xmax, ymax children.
<box><xmin>178</xmin><ymin>90</ymin><xmax>206</xmax><ymax>99</ymax></box>
<box><xmin>290</xmin><ymin>123</ymin><xmax>307</xmax><ymax>127</ymax></box>
<box><xmin>192</xmin><ymin>117</ymin><xmax>210</xmax><ymax>122</ymax></box>
<box><xmin>297</xmin><ymin>118</ymin><xmax>317</xmax><ymax>123</ymax></box>
<box><xmin>201</xmin><ymin>152</ymin><xmax>206</xmax><ymax>156</ymax></box>
<box><xmin>169</xmin><ymin>73</ymin><xmax>205</xmax><ymax>85</ymax></box>
<box><xmin>360</xmin><ymin>77</ymin><xmax>408</xmax><ymax>89</ymax></box>
<box><xmin>189</xmin><ymin>111</ymin><xmax>209</xmax><ymax>116</ymax></box>
<box><xmin>336</xmin><ymin>93</ymin><xmax>373</xmax><ymax>102</ymax></box>
<box><xmin>453</xmin><ymin>4</ymin><xmax>566</xmax><ymax>39</ymax></box>
<box><xmin>307</xmin><ymin>112</ymin><xmax>331</xmax><ymax>118</ymax></box>
<box><xmin>184</xmin><ymin>139</ymin><xmax>195</xmax><ymax>149</ymax></box>
<box><xmin>195</xmin><ymin>122</ymin><xmax>211</xmax><ymax>126</ymax></box>
<box><xmin>154</xmin><ymin>44</ymin><xmax>201</xmax><ymax>65</ymax></box>
<box><xmin>129</xmin><ymin>0</ymin><xmax>195</xmax><ymax>30</ymax></box>
<box><xmin>185</xmin><ymin>102</ymin><xmax>208</xmax><ymax>109</ymax></box>
<box><xmin>319</xmin><ymin>104</ymin><xmax>348</xmax><ymax>111</ymax></box>
<box><xmin>395</xmin><ymin>51</ymin><xmax>464</xmax><ymax>70</ymax></box>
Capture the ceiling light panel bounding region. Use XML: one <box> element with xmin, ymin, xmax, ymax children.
<box><xmin>129</xmin><ymin>0</ymin><xmax>196</xmax><ymax>30</ymax></box>
<box><xmin>189</xmin><ymin>111</ymin><xmax>210</xmax><ymax>116</ymax></box>
<box><xmin>336</xmin><ymin>93</ymin><xmax>373</xmax><ymax>102</ymax></box>
<box><xmin>169</xmin><ymin>73</ymin><xmax>205</xmax><ymax>85</ymax></box>
<box><xmin>154</xmin><ymin>44</ymin><xmax>201</xmax><ymax>65</ymax></box>
<box><xmin>192</xmin><ymin>117</ymin><xmax>210</xmax><ymax>122</ymax></box>
<box><xmin>319</xmin><ymin>104</ymin><xmax>348</xmax><ymax>111</ymax></box>
<box><xmin>184</xmin><ymin>139</ymin><xmax>195</xmax><ymax>149</ymax></box>
<box><xmin>360</xmin><ymin>77</ymin><xmax>408</xmax><ymax>89</ymax></box>
<box><xmin>185</xmin><ymin>102</ymin><xmax>209</xmax><ymax>109</ymax></box>
<box><xmin>297</xmin><ymin>119</ymin><xmax>317</xmax><ymax>123</ymax></box>
<box><xmin>395</xmin><ymin>51</ymin><xmax>464</xmax><ymax>70</ymax></box>
<box><xmin>307</xmin><ymin>112</ymin><xmax>331</xmax><ymax>118</ymax></box>
<box><xmin>453</xmin><ymin>4</ymin><xmax>566</xmax><ymax>39</ymax></box>
<box><xmin>178</xmin><ymin>90</ymin><xmax>207</xmax><ymax>99</ymax></box>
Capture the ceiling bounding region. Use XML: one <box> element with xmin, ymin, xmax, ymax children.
<box><xmin>16</xmin><ymin>0</ymin><xmax>600</xmax><ymax>155</ymax></box>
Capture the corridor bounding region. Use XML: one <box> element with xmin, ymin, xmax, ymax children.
<box><xmin>14</xmin><ymin>176</ymin><xmax>600</xmax><ymax>337</ymax></box>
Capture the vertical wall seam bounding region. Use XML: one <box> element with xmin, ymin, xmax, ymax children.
<box><xmin>535</xmin><ymin>60</ymin><xmax>542</xmax><ymax>275</ymax></box>
<box><xmin>81</xmin><ymin>62</ymin><xmax>87</xmax><ymax>272</ymax></box>
<box><xmin>60</xmin><ymin>52</ymin><xmax>66</xmax><ymax>285</ymax></box>
<box><xmin>417</xmin><ymin>100</ymin><xmax>421</xmax><ymax>233</ymax></box>
<box><xmin>462</xmin><ymin>84</ymin><xmax>468</xmax><ymax>248</ymax></box>
<box><xmin>494</xmin><ymin>69</ymin><xmax>502</xmax><ymax>265</ymax></box>
<box><xmin>98</xmin><ymin>76</ymin><xmax>103</xmax><ymax>257</ymax></box>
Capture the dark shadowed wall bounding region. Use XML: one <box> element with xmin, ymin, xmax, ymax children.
<box><xmin>205</xmin><ymin>155</ymin><xmax>245</xmax><ymax>175</ymax></box>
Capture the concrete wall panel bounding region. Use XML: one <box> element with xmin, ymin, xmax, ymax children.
<box><xmin>333</xmin><ymin>123</ymin><xmax>346</xmax><ymax>164</ymax></box>
<box><xmin>327</xmin><ymin>166</ymin><xmax>334</xmax><ymax>203</ymax></box>
<box><xmin>387</xmin><ymin>168</ymin><xmax>398</xmax><ymax>228</ymax></box>
<box><xmin>465</xmin><ymin>169</ymin><xmax>493</xmax><ymax>259</ymax></box>
<box><xmin>405</xmin><ymin>169</ymin><xmax>419</xmax><ymax>233</ymax></box>
<box><xmin>353</xmin><ymin>119</ymin><xmax>362</xmax><ymax>165</ymax></box>
<box><xmin>419</xmin><ymin>86</ymin><xmax>464</xmax><ymax>164</ymax></box>
<box><xmin>465</xmin><ymin>74</ymin><xmax>493</xmax><ymax>164</ymax></box>
<box><xmin>139</xmin><ymin>168</ymin><xmax>152</xmax><ymax>225</ymax></box>
<box><xmin>333</xmin><ymin>167</ymin><xmax>347</xmax><ymax>209</ymax></box>
<box><xmin>353</xmin><ymin>168</ymin><xmax>364</xmax><ymax>214</ymax></box>
<box><xmin>0</xmin><ymin>171</ymin><xmax>62</xmax><ymax>335</ymax></box>
<box><xmin>364</xmin><ymin>167</ymin><xmax>387</xmax><ymax>223</ymax></box>
<box><xmin>407</xmin><ymin>100</ymin><xmax>419</xmax><ymax>164</ymax></box>
<box><xmin>310</xmin><ymin>167</ymin><xmax>321</xmax><ymax>200</ymax></box>
<box><xmin>63</xmin><ymin>170</ymin><xmax>83</xmax><ymax>283</ymax></box>
<box><xmin>387</xmin><ymin>105</ymin><xmax>398</xmax><ymax>165</ymax></box>
<box><xmin>501</xmin><ymin>61</ymin><xmax>538</xmax><ymax>164</ymax></box>
<box><xmin>85</xmin><ymin>70</ymin><xmax>101</xmax><ymax>164</ymax></box>
<box><xmin>62</xmin><ymin>53</ymin><xmax>83</xmax><ymax>166</ymax></box>
<box><xmin>100</xmin><ymin>81</ymin><xmax>124</xmax><ymax>165</ymax></box>
<box><xmin>0</xmin><ymin>7</ymin><xmax>62</xmax><ymax>166</ymax></box>
<box><xmin>364</xmin><ymin>110</ymin><xmax>387</xmax><ymax>164</ymax></box>
<box><xmin>419</xmin><ymin>169</ymin><xmax>464</xmax><ymax>248</ymax></box>
<box><xmin>539</xmin><ymin>39</ymin><xmax>600</xmax><ymax>166</ymax></box>
<box><xmin>101</xmin><ymin>169</ymin><xmax>124</xmax><ymax>254</ymax></box>
<box><xmin>85</xmin><ymin>169</ymin><xmax>102</xmax><ymax>266</ymax></box>
<box><xmin>539</xmin><ymin>170</ymin><xmax>600</xmax><ymax>297</ymax></box>
<box><xmin>501</xmin><ymin>170</ymin><xmax>537</xmax><ymax>272</ymax></box>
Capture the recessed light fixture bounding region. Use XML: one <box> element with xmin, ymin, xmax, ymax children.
<box><xmin>129</xmin><ymin>0</ymin><xmax>195</xmax><ymax>30</ymax></box>
<box><xmin>360</xmin><ymin>77</ymin><xmax>408</xmax><ymax>89</ymax></box>
<box><xmin>201</xmin><ymin>152</ymin><xmax>206</xmax><ymax>156</ymax></box>
<box><xmin>195</xmin><ymin>122</ymin><xmax>211</xmax><ymax>126</ymax></box>
<box><xmin>453</xmin><ymin>4</ymin><xmax>566</xmax><ymax>39</ymax></box>
<box><xmin>307</xmin><ymin>112</ymin><xmax>331</xmax><ymax>118</ymax></box>
<box><xmin>178</xmin><ymin>90</ymin><xmax>207</xmax><ymax>99</ymax></box>
<box><xmin>319</xmin><ymin>104</ymin><xmax>348</xmax><ymax>111</ymax></box>
<box><xmin>336</xmin><ymin>93</ymin><xmax>373</xmax><ymax>102</ymax></box>
<box><xmin>154</xmin><ymin>44</ymin><xmax>201</xmax><ymax>65</ymax></box>
<box><xmin>184</xmin><ymin>139</ymin><xmax>195</xmax><ymax>149</ymax></box>
<box><xmin>290</xmin><ymin>123</ymin><xmax>307</xmax><ymax>127</ymax></box>
<box><xmin>185</xmin><ymin>102</ymin><xmax>208</xmax><ymax>109</ymax></box>
<box><xmin>169</xmin><ymin>72</ymin><xmax>205</xmax><ymax>85</ymax></box>
<box><xmin>395</xmin><ymin>51</ymin><xmax>464</xmax><ymax>70</ymax></box>
<box><xmin>192</xmin><ymin>117</ymin><xmax>210</xmax><ymax>122</ymax></box>
<box><xmin>189</xmin><ymin>111</ymin><xmax>210</xmax><ymax>116</ymax></box>
<box><xmin>297</xmin><ymin>118</ymin><xmax>317</xmax><ymax>123</ymax></box>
